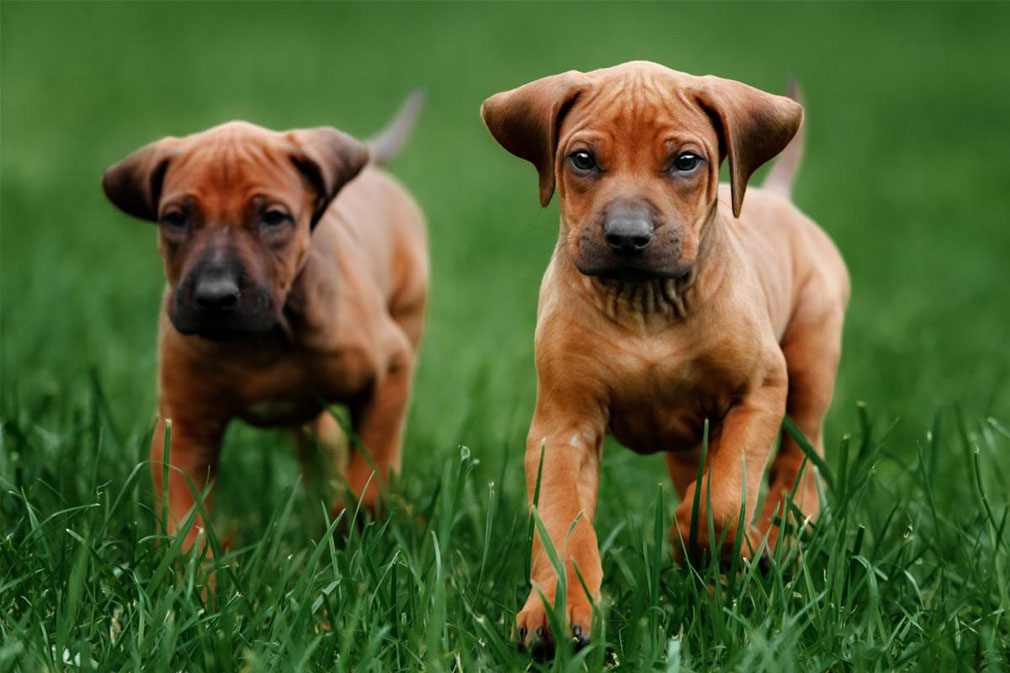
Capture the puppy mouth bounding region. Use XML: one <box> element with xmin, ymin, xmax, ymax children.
<box><xmin>573</xmin><ymin>224</ymin><xmax>690</xmax><ymax>281</ymax></box>
<box><xmin>168</xmin><ymin>286</ymin><xmax>280</xmax><ymax>341</ymax></box>
<box><xmin>173</xmin><ymin>318</ymin><xmax>277</xmax><ymax>341</ymax></box>
<box><xmin>574</xmin><ymin>261</ymin><xmax>691</xmax><ymax>282</ymax></box>
<box><xmin>169</xmin><ymin>312</ymin><xmax>279</xmax><ymax>341</ymax></box>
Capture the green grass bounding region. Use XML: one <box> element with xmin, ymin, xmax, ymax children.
<box><xmin>2</xmin><ymin>2</ymin><xmax>1009</xmax><ymax>671</ymax></box>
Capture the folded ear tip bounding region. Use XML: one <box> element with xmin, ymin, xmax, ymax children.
<box><xmin>774</xmin><ymin>95</ymin><xmax>804</xmax><ymax>137</ymax></box>
<box><xmin>480</xmin><ymin>94</ymin><xmax>502</xmax><ymax>126</ymax></box>
<box><xmin>787</xmin><ymin>97</ymin><xmax>803</xmax><ymax>118</ymax></box>
<box><xmin>100</xmin><ymin>161</ymin><xmax>126</xmax><ymax>207</ymax></box>
<box><xmin>100</xmin><ymin>167</ymin><xmax>114</xmax><ymax>197</ymax></box>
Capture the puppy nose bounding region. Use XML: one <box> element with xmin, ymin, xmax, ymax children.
<box><xmin>604</xmin><ymin>208</ymin><xmax>655</xmax><ymax>255</ymax></box>
<box><xmin>194</xmin><ymin>276</ymin><xmax>239</xmax><ymax>312</ymax></box>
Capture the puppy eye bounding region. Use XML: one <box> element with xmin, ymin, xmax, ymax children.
<box><xmin>260</xmin><ymin>208</ymin><xmax>291</xmax><ymax>230</ymax></box>
<box><xmin>159</xmin><ymin>210</ymin><xmax>188</xmax><ymax>233</ymax></box>
<box><xmin>672</xmin><ymin>152</ymin><xmax>702</xmax><ymax>173</ymax></box>
<box><xmin>569</xmin><ymin>150</ymin><xmax>597</xmax><ymax>173</ymax></box>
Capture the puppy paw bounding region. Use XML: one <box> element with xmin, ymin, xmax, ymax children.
<box><xmin>670</xmin><ymin>503</ymin><xmax>762</xmax><ymax>568</ymax></box>
<box><xmin>515</xmin><ymin>589</ymin><xmax>593</xmax><ymax>660</ymax></box>
<box><xmin>759</xmin><ymin>471</ymin><xmax>820</xmax><ymax>551</ymax></box>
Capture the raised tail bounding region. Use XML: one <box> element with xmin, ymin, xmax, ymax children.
<box><xmin>366</xmin><ymin>89</ymin><xmax>426</xmax><ymax>166</ymax></box>
<box><xmin>762</xmin><ymin>78</ymin><xmax>805</xmax><ymax>199</ymax></box>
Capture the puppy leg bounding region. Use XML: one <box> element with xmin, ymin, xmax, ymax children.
<box><xmin>345</xmin><ymin>340</ymin><xmax>414</xmax><ymax>510</ymax></box>
<box><xmin>517</xmin><ymin>402</ymin><xmax>605</xmax><ymax>657</ymax></box>
<box><xmin>672</xmin><ymin>363</ymin><xmax>787</xmax><ymax>564</ymax></box>
<box><xmin>760</xmin><ymin>299</ymin><xmax>844</xmax><ymax>545</ymax></box>
<box><xmin>388</xmin><ymin>271</ymin><xmax>427</xmax><ymax>351</ymax></box>
<box><xmin>294</xmin><ymin>412</ymin><xmax>350</xmax><ymax>497</ymax></box>
<box><xmin>150</xmin><ymin>411</ymin><xmax>226</xmax><ymax>553</ymax></box>
<box><xmin>666</xmin><ymin>449</ymin><xmax>704</xmax><ymax>500</ymax></box>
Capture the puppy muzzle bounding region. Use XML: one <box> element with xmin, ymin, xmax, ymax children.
<box><xmin>169</xmin><ymin>259</ymin><xmax>277</xmax><ymax>340</ymax></box>
<box><xmin>575</xmin><ymin>200</ymin><xmax>687</xmax><ymax>279</ymax></box>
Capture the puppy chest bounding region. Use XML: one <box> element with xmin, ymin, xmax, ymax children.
<box><xmin>232</xmin><ymin>350</ymin><xmax>377</xmax><ymax>426</ymax></box>
<box><xmin>604</xmin><ymin>351</ymin><xmax>748</xmax><ymax>453</ymax></box>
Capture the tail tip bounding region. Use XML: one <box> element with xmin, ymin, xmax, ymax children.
<box><xmin>368</xmin><ymin>87</ymin><xmax>427</xmax><ymax>165</ymax></box>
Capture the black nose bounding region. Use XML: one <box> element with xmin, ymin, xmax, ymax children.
<box><xmin>194</xmin><ymin>276</ymin><xmax>239</xmax><ymax>312</ymax></box>
<box><xmin>603</xmin><ymin>203</ymin><xmax>656</xmax><ymax>255</ymax></box>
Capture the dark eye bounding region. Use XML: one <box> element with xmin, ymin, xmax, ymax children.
<box><xmin>159</xmin><ymin>210</ymin><xmax>188</xmax><ymax>234</ymax></box>
<box><xmin>672</xmin><ymin>152</ymin><xmax>702</xmax><ymax>173</ymax></box>
<box><xmin>569</xmin><ymin>150</ymin><xmax>597</xmax><ymax>173</ymax></box>
<box><xmin>260</xmin><ymin>208</ymin><xmax>291</xmax><ymax>231</ymax></box>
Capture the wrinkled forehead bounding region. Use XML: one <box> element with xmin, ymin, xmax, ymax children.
<box><xmin>161</xmin><ymin>124</ymin><xmax>303</xmax><ymax>204</ymax></box>
<box><xmin>561</xmin><ymin>68</ymin><xmax>714</xmax><ymax>148</ymax></box>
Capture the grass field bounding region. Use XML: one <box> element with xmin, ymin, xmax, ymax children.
<box><xmin>2</xmin><ymin>2</ymin><xmax>1009</xmax><ymax>671</ymax></box>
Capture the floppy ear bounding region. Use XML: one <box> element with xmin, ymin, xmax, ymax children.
<box><xmin>287</xmin><ymin>128</ymin><xmax>370</xmax><ymax>226</ymax></box>
<box><xmin>481</xmin><ymin>71</ymin><xmax>587</xmax><ymax>207</ymax></box>
<box><xmin>696</xmin><ymin>76</ymin><xmax>803</xmax><ymax>218</ymax></box>
<box><xmin>102</xmin><ymin>139</ymin><xmax>179</xmax><ymax>222</ymax></box>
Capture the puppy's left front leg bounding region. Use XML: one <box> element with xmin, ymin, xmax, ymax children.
<box><xmin>345</xmin><ymin>345</ymin><xmax>414</xmax><ymax>510</ymax></box>
<box><xmin>517</xmin><ymin>398</ymin><xmax>606</xmax><ymax>657</ymax></box>
<box><xmin>673</xmin><ymin>361</ymin><xmax>787</xmax><ymax>564</ymax></box>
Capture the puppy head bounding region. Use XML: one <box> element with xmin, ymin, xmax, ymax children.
<box><xmin>482</xmin><ymin>61</ymin><xmax>802</xmax><ymax>280</ymax></box>
<box><xmin>102</xmin><ymin>122</ymin><xmax>368</xmax><ymax>339</ymax></box>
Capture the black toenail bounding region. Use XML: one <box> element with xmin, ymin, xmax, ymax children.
<box><xmin>573</xmin><ymin>625</ymin><xmax>590</xmax><ymax>651</ymax></box>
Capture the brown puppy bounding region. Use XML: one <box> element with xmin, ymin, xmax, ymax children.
<box><xmin>482</xmin><ymin>62</ymin><xmax>848</xmax><ymax>654</ymax></box>
<box><xmin>103</xmin><ymin>94</ymin><xmax>428</xmax><ymax>551</ymax></box>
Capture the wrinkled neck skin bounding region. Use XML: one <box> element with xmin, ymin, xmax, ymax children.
<box><xmin>560</xmin><ymin>205</ymin><xmax>731</xmax><ymax>331</ymax></box>
<box><xmin>277</xmin><ymin>245</ymin><xmax>339</xmax><ymax>350</ymax></box>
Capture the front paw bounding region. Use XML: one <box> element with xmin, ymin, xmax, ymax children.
<box><xmin>670</xmin><ymin>501</ymin><xmax>763</xmax><ymax>567</ymax></box>
<box><xmin>759</xmin><ymin>468</ymin><xmax>820</xmax><ymax>551</ymax></box>
<box><xmin>515</xmin><ymin>588</ymin><xmax>592</xmax><ymax>660</ymax></box>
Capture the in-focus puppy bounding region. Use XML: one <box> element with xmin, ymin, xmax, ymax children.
<box><xmin>103</xmin><ymin>94</ymin><xmax>428</xmax><ymax>550</ymax></box>
<box><xmin>482</xmin><ymin>62</ymin><xmax>848</xmax><ymax>655</ymax></box>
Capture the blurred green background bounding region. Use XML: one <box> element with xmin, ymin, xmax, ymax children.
<box><xmin>3</xmin><ymin>2</ymin><xmax>1009</xmax><ymax>669</ymax></box>
<box><xmin>3</xmin><ymin>1</ymin><xmax>1008</xmax><ymax>494</ymax></box>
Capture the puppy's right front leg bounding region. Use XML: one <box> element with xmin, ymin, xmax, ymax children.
<box><xmin>517</xmin><ymin>401</ymin><xmax>605</xmax><ymax>658</ymax></box>
<box><xmin>151</xmin><ymin>410</ymin><xmax>226</xmax><ymax>553</ymax></box>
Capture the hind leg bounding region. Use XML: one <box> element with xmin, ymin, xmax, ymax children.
<box><xmin>760</xmin><ymin>293</ymin><xmax>845</xmax><ymax>546</ymax></box>
<box><xmin>294</xmin><ymin>411</ymin><xmax>350</xmax><ymax>491</ymax></box>
<box><xmin>666</xmin><ymin>451</ymin><xmax>701</xmax><ymax>501</ymax></box>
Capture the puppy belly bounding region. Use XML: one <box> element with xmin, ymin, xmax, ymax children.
<box><xmin>239</xmin><ymin>397</ymin><xmax>324</xmax><ymax>427</ymax></box>
<box><xmin>609</xmin><ymin>408</ymin><xmax>715</xmax><ymax>454</ymax></box>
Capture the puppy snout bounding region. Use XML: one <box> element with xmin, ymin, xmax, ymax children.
<box><xmin>194</xmin><ymin>274</ymin><xmax>240</xmax><ymax>312</ymax></box>
<box><xmin>604</xmin><ymin>205</ymin><xmax>655</xmax><ymax>255</ymax></box>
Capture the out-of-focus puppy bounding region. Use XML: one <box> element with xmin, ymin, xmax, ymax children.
<box><xmin>482</xmin><ymin>62</ymin><xmax>848</xmax><ymax>656</ymax></box>
<box><xmin>103</xmin><ymin>93</ymin><xmax>428</xmax><ymax>550</ymax></box>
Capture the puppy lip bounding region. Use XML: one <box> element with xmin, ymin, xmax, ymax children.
<box><xmin>168</xmin><ymin>309</ymin><xmax>278</xmax><ymax>341</ymax></box>
<box><xmin>174</xmin><ymin>322</ymin><xmax>277</xmax><ymax>341</ymax></box>
<box><xmin>574</xmin><ymin>261</ymin><xmax>691</xmax><ymax>282</ymax></box>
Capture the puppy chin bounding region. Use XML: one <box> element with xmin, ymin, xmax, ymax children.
<box><xmin>168</xmin><ymin>307</ymin><xmax>278</xmax><ymax>341</ymax></box>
